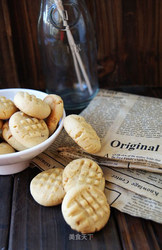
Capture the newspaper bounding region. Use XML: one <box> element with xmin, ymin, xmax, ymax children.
<box><xmin>105</xmin><ymin>182</ymin><xmax>162</xmax><ymax>223</ymax></box>
<box><xmin>31</xmin><ymin>89</ymin><xmax>162</xmax><ymax>223</ymax></box>
<box><xmin>81</xmin><ymin>89</ymin><xmax>162</xmax><ymax>169</ymax></box>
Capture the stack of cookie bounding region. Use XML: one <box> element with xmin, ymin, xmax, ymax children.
<box><xmin>0</xmin><ymin>92</ymin><xmax>63</xmax><ymax>154</ymax></box>
<box><xmin>30</xmin><ymin>113</ymin><xmax>110</xmax><ymax>233</ymax></box>
<box><xmin>30</xmin><ymin>158</ymin><xmax>110</xmax><ymax>234</ymax></box>
<box><xmin>62</xmin><ymin>158</ymin><xmax>110</xmax><ymax>233</ymax></box>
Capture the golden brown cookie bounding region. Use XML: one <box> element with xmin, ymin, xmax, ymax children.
<box><xmin>2</xmin><ymin>121</ymin><xmax>27</xmax><ymax>151</ymax></box>
<box><xmin>30</xmin><ymin>168</ymin><xmax>65</xmax><ymax>206</ymax></box>
<box><xmin>43</xmin><ymin>94</ymin><xmax>64</xmax><ymax>135</ymax></box>
<box><xmin>9</xmin><ymin>111</ymin><xmax>49</xmax><ymax>148</ymax></box>
<box><xmin>63</xmin><ymin>115</ymin><xmax>101</xmax><ymax>153</ymax></box>
<box><xmin>0</xmin><ymin>96</ymin><xmax>18</xmax><ymax>119</ymax></box>
<box><xmin>14</xmin><ymin>91</ymin><xmax>51</xmax><ymax>119</ymax></box>
<box><xmin>62</xmin><ymin>185</ymin><xmax>110</xmax><ymax>233</ymax></box>
<box><xmin>0</xmin><ymin>142</ymin><xmax>15</xmax><ymax>154</ymax></box>
<box><xmin>63</xmin><ymin>158</ymin><xmax>105</xmax><ymax>192</ymax></box>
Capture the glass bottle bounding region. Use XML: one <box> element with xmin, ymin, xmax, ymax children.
<box><xmin>38</xmin><ymin>0</ymin><xmax>99</xmax><ymax>110</ymax></box>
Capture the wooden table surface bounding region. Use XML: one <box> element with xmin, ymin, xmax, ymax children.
<box><xmin>0</xmin><ymin>87</ymin><xmax>162</xmax><ymax>250</ymax></box>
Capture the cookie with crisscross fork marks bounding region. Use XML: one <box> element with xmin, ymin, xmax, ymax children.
<box><xmin>63</xmin><ymin>158</ymin><xmax>105</xmax><ymax>192</ymax></box>
<box><xmin>30</xmin><ymin>168</ymin><xmax>65</xmax><ymax>206</ymax></box>
<box><xmin>0</xmin><ymin>96</ymin><xmax>17</xmax><ymax>119</ymax></box>
<box><xmin>14</xmin><ymin>91</ymin><xmax>51</xmax><ymax>119</ymax></box>
<box><xmin>9</xmin><ymin>111</ymin><xmax>49</xmax><ymax>148</ymax></box>
<box><xmin>2</xmin><ymin>121</ymin><xmax>27</xmax><ymax>151</ymax></box>
<box><xmin>62</xmin><ymin>185</ymin><xmax>110</xmax><ymax>233</ymax></box>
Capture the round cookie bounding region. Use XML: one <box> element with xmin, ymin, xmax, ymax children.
<box><xmin>63</xmin><ymin>158</ymin><xmax>105</xmax><ymax>192</ymax></box>
<box><xmin>43</xmin><ymin>94</ymin><xmax>64</xmax><ymax>135</ymax></box>
<box><xmin>63</xmin><ymin>115</ymin><xmax>101</xmax><ymax>153</ymax></box>
<box><xmin>0</xmin><ymin>96</ymin><xmax>18</xmax><ymax>119</ymax></box>
<box><xmin>0</xmin><ymin>142</ymin><xmax>15</xmax><ymax>154</ymax></box>
<box><xmin>9</xmin><ymin>111</ymin><xmax>49</xmax><ymax>148</ymax></box>
<box><xmin>30</xmin><ymin>168</ymin><xmax>65</xmax><ymax>206</ymax></box>
<box><xmin>62</xmin><ymin>185</ymin><xmax>110</xmax><ymax>233</ymax></box>
<box><xmin>2</xmin><ymin>121</ymin><xmax>27</xmax><ymax>151</ymax></box>
<box><xmin>14</xmin><ymin>91</ymin><xmax>51</xmax><ymax>119</ymax></box>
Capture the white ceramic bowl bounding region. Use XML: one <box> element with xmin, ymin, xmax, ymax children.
<box><xmin>0</xmin><ymin>88</ymin><xmax>65</xmax><ymax>175</ymax></box>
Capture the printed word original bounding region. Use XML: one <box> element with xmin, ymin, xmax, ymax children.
<box><xmin>110</xmin><ymin>140</ymin><xmax>160</xmax><ymax>152</ymax></box>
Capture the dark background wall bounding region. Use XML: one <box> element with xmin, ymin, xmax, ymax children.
<box><xmin>0</xmin><ymin>0</ymin><xmax>161</xmax><ymax>90</ymax></box>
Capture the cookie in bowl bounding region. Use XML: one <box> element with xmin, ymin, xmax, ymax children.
<box><xmin>9</xmin><ymin>111</ymin><xmax>49</xmax><ymax>148</ymax></box>
<box><xmin>14</xmin><ymin>91</ymin><xmax>51</xmax><ymax>119</ymax></box>
<box><xmin>0</xmin><ymin>88</ymin><xmax>65</xmax><ymax>175</ymax></box>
